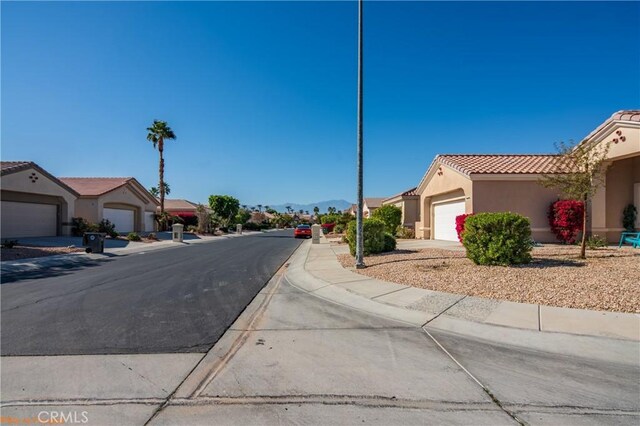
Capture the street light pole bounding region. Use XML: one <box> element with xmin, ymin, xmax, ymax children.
<box><xmin>355</xmin><ymin>0</ymin><xmax>365</xmax><ymax>269</ymax></box>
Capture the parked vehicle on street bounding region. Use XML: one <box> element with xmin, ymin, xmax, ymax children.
<box><xmin>294</xmin><ymin>224</ymin><xmax>312</xmax><ymax>239</ymax></box>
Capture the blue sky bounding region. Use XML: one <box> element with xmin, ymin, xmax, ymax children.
<box><xmin>3</xmin><ymin>1</ymin><xmax>639</xmax><ymax>206</ymax></box>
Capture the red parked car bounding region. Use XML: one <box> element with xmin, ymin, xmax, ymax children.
<box><xmin>294</xmin><ymin>224</ymin><xmax>312</xmax><ymax>238</ymax></box>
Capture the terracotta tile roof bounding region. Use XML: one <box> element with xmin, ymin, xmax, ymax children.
<box><xmin>59</xmin><ymin>177</ymin><xmax>133</xmax><ymax>196</ymax></box>
<box><xmin>383</xmin><ymin>187</ymin><xmax>418</xmax><ymax>203</ymax></box>
<box><xmin>364</xmin><ymin>198</ymin><xmax>385</xmax><ymax>209</ymax></box>
<box><xmin>612</xmin><ymin>110</ymin><xmax>640</xmax><ymax>122</ymax></box>
<box><xmin>164</xmin><ymin>199</ymin><xmax>198</xmax><ymax>211</ymax></box>
<box><xmin>1</xmin><ymin>161</ymin><xmax>33</xmax><ymax>174</ymax></box>
<box><xmin>437</xmin><ymin>154</ymin><xmax>561</xmax><ymax>175</ymax></box>
<box><xmin>1</xmin><ymin>161</ymin><xmax>81</xmax><ymax>195</ymax></box>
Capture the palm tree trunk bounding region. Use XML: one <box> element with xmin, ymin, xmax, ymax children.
<box><xmin>580</xmin><ymin>196</ymin><xmax>587</xmax><ymax>259</ymax></box>
<box><xmin>159</xmin><ymin>139</ymin><xmax>165</xmax><ymax>230</ymax></box>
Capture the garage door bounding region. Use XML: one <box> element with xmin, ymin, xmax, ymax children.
<box><xmin>1</xmin><ymin>201</ymin><xmax>57</xmax><ymax>238</ymax></box>
<box><xmin>103</xmin><ymin>208</ymin><xmax>135</xmax><ymax>233</ymax></box>
<box><xmin>434</xmin><ymin>200</ymin><xmax>466</xmax><ymax>241</ymax></box>
<box><xmin>144</xmin><ymin>212</ymin><xmax>155</xmax><ymax>232</ymax></box>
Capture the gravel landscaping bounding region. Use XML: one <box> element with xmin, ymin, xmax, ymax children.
<box><xmin>1</xmin><ymin>245</ymin><xmax>83</xmax><ymax>262</ymax></box>
<box><xmin>337</xmin><ymin>246</ymin><xmax>640</xmax><ymax>313</ymax></box>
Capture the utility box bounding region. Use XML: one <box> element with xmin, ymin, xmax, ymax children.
<box><xmin>236</xmin><ymin>224</ymin><xmax>243</xmax><ymax>234</ymax></box>
<box><xmin>83</xmin><ymin>232</ymin><xmax>105</xmax><ymax>253</ymax></box>
<box><xmin>172</xmin><ymin>223</ymin><xmax>184</xmax><ymax>243</ymax></box>
<box><xmin>311</xmin><ymin>224</ymin><xmax>321</xmax><ymax>244</ymax></box>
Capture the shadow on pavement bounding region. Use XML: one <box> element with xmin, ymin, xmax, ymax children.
<box><xmin>1</xmin><ymin>257</ymin><xmax>114</xmax><ymax>284</ymax></box>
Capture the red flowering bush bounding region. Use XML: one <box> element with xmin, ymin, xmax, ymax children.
<box><xmin>321</xmin><ymin>223</ymin><xmax>335</xmax><ymax>233</ymax></box>
<box><xmin>455</xmin><ymin>213</ymin><xmax>473</xmax><ymax>243</ymax></box>
<box><xmin>548</xmin><ymin>200</ymin><xmax>584</xmax><ymax>244</ymax></box>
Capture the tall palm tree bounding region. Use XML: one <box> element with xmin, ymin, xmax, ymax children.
<box><xmin>313</xmin><ymin>206</ymin><xmax>320</xmax><ymax>216</ymax></box>
<box><xmin>257</xmin><ymin>204</ymin><xmax>263</xmax><ymax>213</ymax></box>
<box><xmin>146</xmin><ymin>120</ymin><xmax>176</xmax><ymax>218</ymax></box>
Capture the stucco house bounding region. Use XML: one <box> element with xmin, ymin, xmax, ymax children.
<box><xmin>1</xmin><ymin>161</ymin><xmax>79</xmax><ymax>238</ymax></box>
<box><xmin>408</xmin><ymin>110</ymin><xmax>639</xmax><ymax>242</ymax></box>
<box><xmin>382</xmin><ymin>187</ymin><xmax>420</xmax><ymax>229</ymax></box>
<box><xmin>60</xmin><ymin>177</ymin><xmax>159</xmax><ymax>234</ymax></box>
<box><xmin>363</xmin><ymin>198</ymin><xmax>385</xmax><ymax>218</ymax></box>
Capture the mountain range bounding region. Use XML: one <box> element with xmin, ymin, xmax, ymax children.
<box><xmin>267</xmin><ymin>200</ymin><xmax>353</xmax><ymax>214</ymax></box>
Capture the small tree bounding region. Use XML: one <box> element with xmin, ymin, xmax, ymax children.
<box><xmin>372</xmin><ymin>204</ymin><xmax>402</xmax><ymax>234</ymax></box>
<box><xmin>540</xmin><ymin>140</ymin><xmax>610</xmax><ymax>259</ymax></box>
<box><xmin>208</xmin><ymin>195</ymin><xmax>240</xmax><ymax>228</ymax></box>
<box><xmin>622</xmin><ymin>204</ymin><xmax>637</xmax><ymax>232</ymax></box>
<box><xmin>195</xmin><ymin>204</ymin><xmax>211</xmax><ymax>234</ymax></box>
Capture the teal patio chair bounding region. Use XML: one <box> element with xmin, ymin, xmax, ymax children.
<box><xmin>618</xmin><ymin>232</ymin><xmax>640</xmax><ymax>248</ymax></box>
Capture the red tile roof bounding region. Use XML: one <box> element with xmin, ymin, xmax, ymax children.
<box><xmin>383</xmin><ymin>187</ymin><xmax>418</xmax><ymax>202</ymax></box>
<box><xmin>1</xmin><ymin>161</ymin><xmax>33</xmax><ymax>174</ymax></box>
<box><xmin>612</xmin><ymin>110</ymin><xmax>640</xmax><ymax>122</ymax></box>
<box><xmin>164</xmin><ymin>199</ymin><xmax>198</xmax><ymax>211</ymax></box>
<box><xmin>437</xmin><ymin>154</ymin><xmax>561</xmax><ymax>175</ymax></box>
<box><xmin>59</xmin><ymin>177</ymin><xmax>134</xmax><ymax>196</ymax></box>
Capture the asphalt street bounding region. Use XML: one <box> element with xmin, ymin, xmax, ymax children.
<box><xmin>0</xmin><ymin>230</ymin><xmax>302</xmax><ymax>355</ymax></box>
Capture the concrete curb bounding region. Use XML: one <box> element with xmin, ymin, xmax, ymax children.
<box><xmin>285</xmin><ymin>239</ymin><xmax>640</xmax><ymax>342</ymax></box>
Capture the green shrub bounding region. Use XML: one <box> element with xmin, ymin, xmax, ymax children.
<box><xmin>623</xmin><ymin>204</ymin><xmax>637</xmax><ymax>232</ymax></box>
<box><xmin>462</xmin><ymin>212</ymin><xmax>533</xmax><ymax>266</ymax></box>
<box><xmin>334</xmin><ymin>223</ymin><xmax>345</xmax><ymax>234</ymax></box>
<box><xmin>186</xmin><ymin>225</ymin><xmax>198</xmax><ymax>233</ymax></box>
<box><xmin>382</xmin><ymin>233</ymin><xmax>397</xmax><ymax>252</ymax></box>
<box><xmin>372</xmin><ymin>205</ymin><xmax>402</xmax><ymax>234</ymax></box>
<box><xmin>71</xmin><ymin>217</ymin><xmax>99</xmax><ymax>236</ymax></box>
<box><xmin>396</xmin><ymin>226</ymin><xmax>415</xmax><ymax>239</ymax></box>
<box><xmin>346</xmin><ymin>218</ymin><xmax>386</xmax><ymax>256</ymax></box>
<box><xmin>147</xmin><ymin>232</ymin><xmax>158</xmax><ymax>241</ymax></box>
<box><xmin>586</xmin><ymin>234</ymin><xmax>607</xmax><ymax>250</ymax></box>
<box><xmin>98</xmin><ymin>219</ymin><xmax>118</xmax><ymax>238</ymax></box>
<box><xmin>126</xmin><ymin>232</ymin><xmax>142</xmax><ymax>242</ymax></box>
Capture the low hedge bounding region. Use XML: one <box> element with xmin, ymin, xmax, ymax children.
<box><xmin>346</xmin><ymin>218</ymin><xmax>386</xmax><ymax>256</ymax></box>
<box><xmin>462</xmin><ymin>212</ymin><xmax>533</xmax><ymax>266</ymax></box>
<box><xmin>383</xmin><ymin>232</ymin><xmax>397</xmax><ymax>252</ymax></box>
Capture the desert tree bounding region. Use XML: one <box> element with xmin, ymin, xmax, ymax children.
<box><xmin>540</xmin><ymin>139</ymin><xmax>611</xmax><ymax>259</ymax></box>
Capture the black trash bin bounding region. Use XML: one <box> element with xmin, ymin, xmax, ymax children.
<box><xmin>83</xmin><ymin>232</ymin><xmax>106</xmax><ymax>253</ymax></box>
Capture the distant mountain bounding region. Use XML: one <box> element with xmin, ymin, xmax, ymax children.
<box><xmin>268</xmin><ymin>200</ymin><xmax>353</xmax><ymax>214</ymax></box>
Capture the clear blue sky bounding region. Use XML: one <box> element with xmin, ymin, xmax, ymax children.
<box><xmin>3</xmin><ymin>1</ymin><xmax>639</xmax><ymax>206</ymax></box>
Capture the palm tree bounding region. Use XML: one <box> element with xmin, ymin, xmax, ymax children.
<box><xmin>313</xmin><ymin>206</ymin><xmax>320</xmax><ymax>216</ymax></box>
<box><xmin>264</xmin><ymin>205</ymin><xmax>270</xmax><ymax>211</ymax></box>
<box><xmin>286</xmin><ymin>205</ymin><xmax>293</xmax><ymax>214</ymax></box>
<box><xmin>299</xmin><ymin>209</ymin><xmax>304</xmax><ymax>215</ymax></box>
<box><xmin>305</xmin><ymin>210</ymin><xmax>309</xmax><ymax>215</ymax></box>
<box><xmin>241</xmin><ymin>204</ymin><xmax>248</xmax><ymax>210</ymax></box>
<box><xmin>149</xmin><ymin>182</ymin><xmax>170</xmax><ymax>198</ymax></box>
<box><xmin>257</xmin><ymin>204</ymin><xmax>263</xmax><ymax>213</ymax></box>
<box><xmin>146</xmin><ymin>120</ymin><xmax>176</xmax><ymax>218</ymax></box>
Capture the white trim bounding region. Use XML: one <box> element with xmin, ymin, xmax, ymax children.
<box><xmin>431</xmin><ymin>196</ymin><xmax>468</xmax><ymax>206</ymax></box>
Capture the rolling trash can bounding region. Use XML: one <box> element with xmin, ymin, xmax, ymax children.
<box><xmin>83</xmin><ymin>232</ymin><xmax>106</xmax><ymax>253</ymax></box>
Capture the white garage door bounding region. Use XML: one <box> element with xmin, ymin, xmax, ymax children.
<box><xmin>434</xmin><ymin>200</ymin><xmax>466</xmax><ymax>241</ymax></box>
<box><xmin>103</xmin><ymin>208</ymin><xmax>135</xmax><ymax>233</ymax></box>
<box><xmin>144</xmin><ymin>212</ymin><xmax>155</xmax><ymax>232</ymax></box>
<box><xmin>1</xmin><ymin>201</ymin><xmax>57</xmax><ymax>238</ymax></box>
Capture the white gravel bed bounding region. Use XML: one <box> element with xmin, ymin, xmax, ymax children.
<box><xmin>337</xmin><ymin>246</ymin><xmax>640</xmax><ymax>313</ymax></box>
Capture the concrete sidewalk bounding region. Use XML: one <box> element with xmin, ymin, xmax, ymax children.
<box><xmin>291</xmin><ymin>238</ymin><xmax>640</xmax><ymax>342</ymax></box>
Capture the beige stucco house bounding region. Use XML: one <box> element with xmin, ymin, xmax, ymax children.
<box><xmin>1</xmin><ymin>161</ymin><xmax>79</xmax><ymax>238</ymax></box>
<box><xmin>382</xmin><ymin>187</ymin><xmax>420</xmax><ymax>229</ymax></box>
<box><xmin>60</xmin><ymin>177</ymin><xmax>159</xmax><ymax>234</ymax></box>
<box><xmin>410</xmin><ymin>110</ymin><xmax>639</xmax><ymax>242</ymax></box>
<box><xmin>363</xmin><ymin>198</ymin><xmax>385</xmax><ymax>218</ymax></box>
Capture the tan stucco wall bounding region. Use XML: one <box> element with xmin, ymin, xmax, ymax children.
<box><xmin>385</xmin><ymin>198</ymin><xmax>420</xmax><ymax>228</ymax></box>
<box><xmin>417</xmin><ymin>165</ymin><xmax>472</xmax><ymax>239</ymax></box>
<box><xmin>597</xmin><ymin>156</ymin><xmax>640</xmax><ymax>240</ymax></box>
<box><xmin>606</xmin><ymin>125</ymin><xmax>640</xmax><ymax>161</ymax></box>
<box><xmin>1</xmin><ymin>169</ymin><xmax>77</xmax><ymax>235</ymax></box>
<box><xmin>73</xmin><ymin>185</ymin><xmax>156</xmax><ymax>232</ymax></box>
<box><xmin>472</xmin><ymin>180</ymin><xmax>560</xmax><ymax>243</ymax></box>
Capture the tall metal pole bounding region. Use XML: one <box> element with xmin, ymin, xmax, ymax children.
<box><xmin>355</xmin><ymin>0</ymin><xmax>365</xmax><ymax>268</ymax></box>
